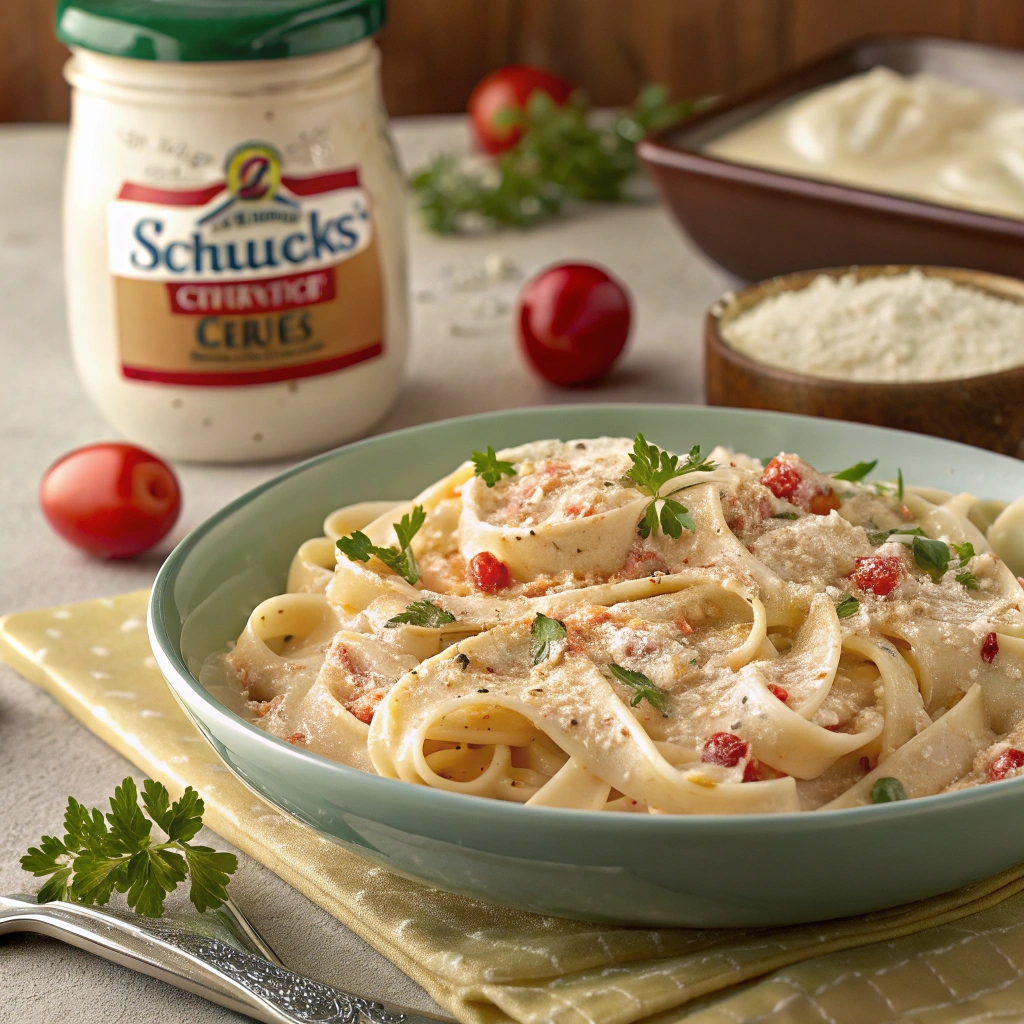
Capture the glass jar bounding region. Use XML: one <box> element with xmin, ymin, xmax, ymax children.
<box><xmin>58</xmin><ymin>0</ymin><xmax>408</xmax><ymax>462</ymax></box>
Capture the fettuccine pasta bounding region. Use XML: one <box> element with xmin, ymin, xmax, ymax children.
<box><xmin>207</xmin><ymin>435</ymin><xmax>1024</xmax><ymax>814</ymax></box>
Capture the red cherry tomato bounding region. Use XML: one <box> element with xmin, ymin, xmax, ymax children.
<box><xmin>40</xmin><ymin>443</ymin><xmax>181</xmax><ymax>559</ymax></box>
<box><xmin>517</xmin><ymin>263</ymin><xmax>632</xmax><ymax>387</ymax></box>
<box><xmin>468</xmin><ymin>64</ymin><xmax>574</xmax><ymax>154</ymax></box>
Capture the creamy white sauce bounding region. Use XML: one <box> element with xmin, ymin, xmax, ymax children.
<box><xmin>707</xmin><ymin>67</ymin><xmax>1024</xmax><ymax>222</ymax></box>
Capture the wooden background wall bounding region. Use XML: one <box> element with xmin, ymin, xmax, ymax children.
<box><xmin>6</xmin><ymin>0</ymin><xmax>1024</xmax><ymax>123</ymax></box>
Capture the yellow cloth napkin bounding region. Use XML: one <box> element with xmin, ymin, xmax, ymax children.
<box><xmin>5</xmin><ymin>591</ymin><xmax>1024</xmax><ymax>1024</ymax></box>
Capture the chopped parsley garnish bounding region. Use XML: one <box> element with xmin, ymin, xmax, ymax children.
<box><xmin>471</xmin><ymin>446</ymin><xmax>516</xmax><ymax>487</ymax></box>
<box><xmin>897</xmin><ymin>469</ymin><xmax>904</xmax><ymax>502</ymax></box>
<box><xmin>832</xmin><ymin>460</ymin><xmax>878</xmax><ymax>482</ymax></box>
<box><xmin>626</xmin><ymin>434</ymin><xmax>713</xmax><ymax>539</ymax></box>
<box><xmin>951</xmin><ymin>542</ymin><xmax>978</xmax><ymax>590</ymax></box>
<box><xmin>530</xmin><ymin>613</ymin><xmax>567</xmax><ymax>665</ymax></box>
<box><xmin>772</xmin><ymin>511</ymin><xmax>801</xmax><ymax>520</ymax></box>
<box><xmin>952</xmin><ymin>542</ymin><xmax>976</xmax><ymax>563</ymax></box>
<box><xmin>20</xmin><ymin>777</ymin><xmax>236</xmax><ymax>918</ymax></box>
<box><xmin>867</xmin><ymin>526</ymin><xmax>925</xmax><ymax>545</ymax></box>
<box><xmin>912</xmin><ymin>536</ymin><xmax>951</xmax><ymax>582</ymax></box>
<box><xmin>871</xmin><ymin>777</ymin><xmax>907</xmax><ymax>803</ymax></box>
<box><xmin>608</xmin><ymin>663</ymin><xmax>667</xmax><ymax>712</ymax></box>
<box><xmin>835</xmin><ymin>595</ymin><xmax>860</xmax><ymax>618</ymax></box>
<box><xmin>386</xmin><ymin>600</ymin><xmax>456</xmax><ymax>628</ymax></box>
<box><xmin>336</xmin><ymin>505</ymin><xmax>426</xmax><ymax>586</ymax></box>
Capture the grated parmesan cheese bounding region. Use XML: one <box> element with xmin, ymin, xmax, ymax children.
<box><xmin>721</xmin><ymin>270</ymin><xmax>1024</xmax><ymax>383</ymax></box>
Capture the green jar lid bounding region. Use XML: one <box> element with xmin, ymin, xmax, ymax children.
<box><xmin>56</xmin><ymin>0</ymin><xmax>386</xmax><ymax>62</ymax></box>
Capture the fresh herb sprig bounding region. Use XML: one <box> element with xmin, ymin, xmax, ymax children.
<box><xmin>472</xmin><ymin>446</ymin><xmax>516</xmax><ymax>487</ymax></box>
<box><xmin>626</xmin><ymin>434</ymin><xmax>714</xmax><ymax>539</ymax></box>
<box><xmin>608</xmin><ymin>664</ymin><xmax>667</xmax><ymax>712</ymax></box>
<box><xmin>530</xmin><ymin>613</ymin><xmax>566</xmax><ymax>665</ymax></box>
<box><xmin>20</xmin><ymin>778</ymin><xmax>236</xmax><ymax>918</ymax></box>
<box><xmin>386</xmin><ymin>600</ymin><xmax>456</xmax><ymax>629</ymax></box>
<box><xmin>337</xmin><ymin>506</ymin><xmax>426</xmax><ymax>586</ymax></box>
<box><xmin>832</xmin><ymin>460</ymin><xmax>878</xmax><ymax>482</ymax></box>
<box><xmin>410</xmin><ymin>85</ymin><xmax>699</xmax><ymax>234</ymax></box>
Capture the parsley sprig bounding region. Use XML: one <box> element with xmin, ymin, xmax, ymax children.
<box><xmin>530</xmin><ymin>613</ymin><xmax>567</xmax><ymax>665</ymax></box>
<box><xmin>626</xmin><ymin>434</ymin><xmax>714</xmax><ymax>539</ymax></box>
<box><xmin>608</xmin><ymin>664</ymin><xmax>667</xmax><ymax>712</ymax></box>
<box><xmin>386</xmin><ymin>600</ymin><xmax>456</xmax><ymax>629</ymax></box>
<box><xmin>20</xmin><ymin>778</ymin><xmax>236</xmax><ymax>918</ymax></box>
<box><xmin>472</xmin><ymin>446</ymin><xmax>516</xmax><ymax>487</ymax></box>
<box><xmin>410</xmin><ymin>85</ymin><xmax>699</xmax><ymax>235</ymax></box>
<box><xmin>337</xmin><ymin>506</ymin><xmax>426</xmax><ymax>586</ymax></box>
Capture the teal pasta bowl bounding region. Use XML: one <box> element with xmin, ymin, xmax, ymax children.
<box><xmin>149</xmin><ymin>405</ymin><xmax>1024</xmax><ymax>927</ymax></box>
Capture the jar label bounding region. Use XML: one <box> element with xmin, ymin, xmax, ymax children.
<box><xmin>107</xmin><ymin>144</ymin><xmax>384</xmax><ymax>387</ymax></box>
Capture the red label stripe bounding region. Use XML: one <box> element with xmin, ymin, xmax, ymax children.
<box><xmin>121</xmin><ymin>341</ymin><xmax>383</xmax><ymax>387</ymax></box>
<box><xmin>116</xmin><ymin>168</ymin><xmax>362</xmax><ymax>207</ymax></box>
<box><xmin>281</xmin><ymin>169</ymin><xmax>361</xmax><ymax>195</ymax></box>
<box><xmin>117</xmin><ymin>181</ymin><xmax>227</xmax><ymax>206</ymax></box>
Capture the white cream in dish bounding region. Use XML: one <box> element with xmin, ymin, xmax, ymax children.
<box><xmin>707</xmin><ymin>67</ymin><xmax>1024</xmax><ymax>221</ymax></box>
<box><xmin>719</xmin><ymin>270</ymin><xmax>1024</xmax><ymax>383</ymax></box>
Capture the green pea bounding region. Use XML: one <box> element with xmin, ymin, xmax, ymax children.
<box><xmin>871</xmin><ymin>777</ymin><xmax>907</xmax><ymax>803</ymax></box>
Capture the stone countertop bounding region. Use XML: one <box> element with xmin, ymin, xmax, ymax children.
<box><xmin>0</xmin><ymin>116</ymin><xmax>732</xmax><ymax>1023</ymax></box>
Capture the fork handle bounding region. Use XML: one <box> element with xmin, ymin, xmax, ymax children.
<box><xmin>0</xmin><ymin>897</ymin><xmax>444</xmax><ymax>1024</ymax></box>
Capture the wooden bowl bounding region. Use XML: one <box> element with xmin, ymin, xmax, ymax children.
<box><xmin>705</xmin><ymin>265</ymin><xmax>1024</xmax><ymax>459</ymax></box>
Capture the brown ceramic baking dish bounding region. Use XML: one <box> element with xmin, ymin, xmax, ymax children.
<box><xmin>639</xmin><ymin>36</ymin><xmax>1024</xmax><ymax>283</ymax></box>
<box><xmin>705</xmin><ymin>265</ymin><xmax>1024</xmax><ymax>458</ymax></box>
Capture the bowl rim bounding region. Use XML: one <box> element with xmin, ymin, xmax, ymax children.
<box><xmin>706</xmin><ymin>264</ymin><xmax>1024</xmax><ymax>391</ymax></box>
<box><xmin>149</xmin><ymin>402</ymin><xmax>1024</xmax><ymax>833</ymax></box>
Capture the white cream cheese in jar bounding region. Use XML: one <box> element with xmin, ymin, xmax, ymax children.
<box><xmin>58</xmin><ymin>0</ymin><xmax>407</xmax><ymax>462</ymax></box>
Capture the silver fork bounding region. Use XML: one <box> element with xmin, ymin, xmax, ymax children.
<box><xmin>0</xmin><ymin>894</ymin><xmax>453</xmax><ymax>1024</ymax></box>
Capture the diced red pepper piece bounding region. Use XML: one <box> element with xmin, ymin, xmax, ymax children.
<box><xmin>767</xmin><ymin>683</ymin><xmax>788</xmax><ymax>703</ymax></box>
<box><xmin>701</xmin><ymin>731</ymin><xmax>748</xmax><ymax>768</ymax></box>
<box><xmin>742</xmin><ymin>757</ymin><xmax>787</xmax><ymax>782</ymax></box>
<box><xmin>860</xmin><ymin>756</ymin><xmax>872</xmax><ymax>773</ymax></box>
<box><xmin>807</xmin><ymin>491</ymin><xmax>841</xmax><ymax>516</ymax></box>
<box><xmin>761</xmin><ymin>458</ymin><xmax>801</xmax><ymax>500</ymax></box>
<box><xmin>849</xmin><ymin>556</ymin><xmax>904</xmax><ymax>597</ymax></box>
<box><xmin>469</xmin><ymin>551</ymin><xmax>511</xmax><ymax>593</ymax></box>
<box><xmin>981</xmin><ymin>632</ymin><xmax>1000</xmax><ymax>664</ymax></box>
<box><xmin>987</xmin><ymin>748</ymin><xmax>1024</xmax><ymax>782</ymax></box>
